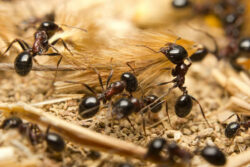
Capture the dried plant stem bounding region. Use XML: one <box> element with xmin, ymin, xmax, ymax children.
<box><xmin>225</xmin><ymin>97</ymin><xmax>250</xmax><ymax>116</ymax></box>
<box><xmin>0</xmin><ymin>102</ymin><xmax>180</xmax><ymax>166</ymax></box>
<box><xmin>0</xmin><ymin>63</ymin><xmax>86</xmax><ymax>71</ymax></box>
<box><xmin>226</xmin><ymin>149</ymin><xmax>250</xmax><ymax>167</ymax></box>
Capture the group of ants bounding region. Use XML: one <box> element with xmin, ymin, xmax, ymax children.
<box><xmin>0</xmin><ymin>0</ymin><xmax>249</xmax><ymax>166</ymax></box>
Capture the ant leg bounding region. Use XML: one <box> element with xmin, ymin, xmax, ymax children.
<box><xmin>64</xmin><ymin>81</ymin><xmax>97</xmax><ymax>95</ymax></box>
<box><xmin>106</xmin><ymin>68</ymin><xmax>113</xmax><ymax>89</ymax></box>
<box><xmin>40</xmin><ymin>52</ymin><xmax>63</xmax><ymax>95</ymax></box>
<box><xmin>1</xmin><ymin>39</ymin><xmax>30</xmax><ymax>56</ymax></box>
<box><xmin>190</xmin><ymin>96</ymin><xmax>211</xmax><ymax>127</ymax></box>
<box><xmin>157</xmin><ymin>80</ymin><xmax>175</xmax><ymax>86</ymax></box>
<box><xmin>93</xmin><ymin>68</ymin><xmax>104</xmax><ymax>92</ymax></box>
<box><xmin>51</xmin><ymin>38</ymin><xmax>74</xmax><ymax>56</ymax></box>
<box><xmin>126</xmin><ymin>117</ymin><xmax>136</xmax><ymax>131</ymax></box>
<box><xmin>165</xmin><ymin>101</ymin><xmax>173</xmax><ymax>128</ymax></box>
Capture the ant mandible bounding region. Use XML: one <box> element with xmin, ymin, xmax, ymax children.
<box><xmin>140</xmin><ymin>40</ymin><xmax>210</xmax><ymax>126</ymax></box>
<box><xmin>1</xmin><ymin>21</ymin><xmax>74</xmax><ymax>76</ymax></box>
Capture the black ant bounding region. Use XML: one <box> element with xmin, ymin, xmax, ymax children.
<box><xmin>224</xmin><ymin>114</ymin><xmax>249</xmax><ymax>138</ymax></box>
<box><xmin>200</xmin><ymin>145</ymin><xmax>226</xmax><ymax>166</ymax></box>
<box><xmin>145</xmin><ymin>137</ymin><xmax>193</xmax><ymax>163</ymax></box>
<box><xmin>74</xmin><ymin>69</ymin><xmax>138</xmax><ymax>118</ymax></box>
<box><xmin>1</xmin><ymin>21</ymin><xmax>85</xmax><ymax>76</ymax></box>
<box><xmin>139</xmin><ymin>41</ymin><xmax>210</xmax><ymax>126</ymax></box>
<box><xmin>1</xmin><ymin>116</ymin><xmax>65</xmax><ymax>152</ymax></box>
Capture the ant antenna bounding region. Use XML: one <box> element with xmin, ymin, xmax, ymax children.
<box><xmin>136</xmin><ymin>45</ymin><xmax>160</xmax><ymax>53</ymax></box>
<box><xmin>187</xmin><ymin>24</ymin><xmax>218</xmax><ymax>56</ymax></box>
<box><xmin>59</xmin><ymin>24</ymin><xmax>88</xmax><ymax>32</ymax></box>
<box><xmin>190</xmin><ymin>95</ymin><xmax>211</xmax><ymax>127</ymax></box>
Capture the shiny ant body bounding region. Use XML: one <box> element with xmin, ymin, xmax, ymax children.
<box><xmin>1</xmin><ymin>21</ymin><xmax>73</xmax><ymax>76</ymax></box>
<box><xmin>1</xmin><ymin>116</ymin><xmax>65</xmax><ymax>152</ymax></box>
<box><xmin>224</xmin><ymin>114</ymin><xmax>250</xmax><ymax>138</ymax></box>
<box><xmin>140</xmin><ymin>42</ymin><xmax>210</xmax><ymax>126</ymax></box>
<box><xmin>201</xmin><ymin>145</ymin><xmax>226</xmax><ymax>166</ymax></box>
<box><xmin>145</xmin><ymin>138</ymin><xmax>193</xmax><ymax>163</ymax></box>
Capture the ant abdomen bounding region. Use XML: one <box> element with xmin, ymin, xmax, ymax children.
<box><xmin>175</xmin><ymin>94</ymin><xmax>193</xmax><ymax>118</ymax></box>
<box><xmin>239</xmin><ymin>37</ymin><xmax>250</xmax><ymax>52</ymax></box>
<box><xmin>201</xmin><ymin>145</ymin><xmax>226</xmax><ymax>166</ymax></box>
<box><xmin>14</xmin><ymin>51</ymin><xmax>33</xmax><ymax>76</ymax></box>
<box><xmin>112</xmin><ymin>98</ymin><xmax>134</xmax><ymax>119</ymax></box>
<box><xmin>130</xmin><ymin>97</ymin><xmax>144</xmax><ymax>113</ymax></box>
<box><xmin>190</xmin><ymin>47</ymin><xmax>208</xmax><ymax>62</ymax></box>
<box><xmin>78</xmin><ymin>96</ymin><xmax>100</xmax><ymax>118</ymax></box>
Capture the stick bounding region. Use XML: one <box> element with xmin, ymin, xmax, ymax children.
<box><xmin>0</xmin><ymin>102</ymin><xmax>179</xmax><ymax>166</ymax></box>
<box><xmin>226</xmin><ymin>149</ymin><xmax>250</xmax><ymax>167</ymax></box>
<box><xmin>0</xmin><ymin>63</ymin><xmax>86</xmax><ymax>71</ymax></box>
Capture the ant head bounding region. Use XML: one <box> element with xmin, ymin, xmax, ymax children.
<box><xmin>144</xmin><ymin>95</ymin><xmax>162</xmax><ymax>113</ymax></box>
<box><xmin>190</xmin><ymin>47</ymin><xmax>208</xmax><ymax>62</ymax></box>
<box><xmin>172</xmin><ymin>0</ymin><xmax>190</xmax><ymax>9</ymax></box>
<box><xmin>120</xmin><ymin>72</ymin><xmax>138</xmax><ymax>93</ymax></box>
<box><xmin>146</xmin><ymin>138</ymin><xmax>166</xmax><ymax>158</ymax></box>
<box><xmin>112</xmin><ymin>98</ymin><xmax>134</xmax><ymax>119</ymax></box>
<box><xmin>14</xmin><ymin>51</ymin><xmax>33</xmax><ymax>76</ymax></box>
<box><xmin>1</xmin><ymin>116</ymin><xmax>23</xmax><ymax>129</ymax></box>
<box><xmin>79</xmin><ymin>96</ymin><xmax>100</xmax><ymax>118</ymax></box>
<box><xmin>38</xmin><ymin>21</ymin><xmax>62</xmax><ymax>37</ymax></box>
<box><xmin>225</xmin><ymin>122</ymin><xmax>240</xmax><ymax>138</ymax></box>
<box><xmin>46</xmin><ymin>131</ymin><xmax>65</xmax><ymax>152</ymax></box>
<box><xmin>160</xmin><ymin>43</ymin><xmax>188</xmax><ymax>65</ymax></box>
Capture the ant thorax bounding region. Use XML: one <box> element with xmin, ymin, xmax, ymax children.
<box><xmin>32</xmin><ymin>31</ymin><xmax>49</xmax><ymax>55</ymax></box>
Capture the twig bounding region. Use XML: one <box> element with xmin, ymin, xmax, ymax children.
<box><xmin>0</xmin><ymin>102</ymin><xmax>180</xmax><ymax>166</ymax></box>
<box><xmin>225</xmin><ymin>97</ymin><xmax>250</xmax><ymax>116</ymax></box>
<box><xmin>0</xmin><ymin>63</ymin><xmax>86</xmax><ymax>71</ymax></box>
<box><xmin>226</xmin><ymin>149</ymin><xmax>250</xmax><ymax>167</ymax></box>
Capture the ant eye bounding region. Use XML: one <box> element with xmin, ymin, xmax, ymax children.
<box><xmin>162</xmin><ymin>44</ymin><xmax>188</xmax><ymax>65</ymax></box>
<box><xmin>79</xmin><ymin>96</ymin><xmax>100</xmax><ymax>118</ymax></box>
<box><xmin>175</xmin><ymin>94</ymin><xmax>192</xmax><ymax>118</ymax></box>
<box><xmin>14</xmin><ymin>51</ymin><xmax>33</xmax><ymax>76</ymax></box>
<box><xmin>120</xmin><ymin>72</ymin><xmax>138</xmax><ymax>93</ymax></box>
<box><xmin>39</xmin><ymin>21</ymin><xmax>59</xmax><ymax>31</ymax></box>
<box><xmin>201</xmin><ymin>146</ymin><xmax>226</xmax><ymax>166</ymax></box>
<box><xmin>172</xmin><ymin>0</ymin><xmax>190</xmax><ymax>8</ymax></box>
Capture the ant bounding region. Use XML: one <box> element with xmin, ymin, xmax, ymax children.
<box><xmin>72</xmin><ymin>68</ymin><xmax>138</xmax><ymax>119</ymax></box>
<box><xmin>200</xmin><ymin>145</ymin><xmax>226</xmax><ymax>166</ymax></box>
<box><xmin>224</xmin><ymin>114</ymin><xmax>249</xmax><ymax>138</ymax></box>
<box><xmin>145</xmin><ymin>137</ymin><xmax>193</xmax><ymax>163</ymax></box>
<box><xmin>139</xmin><ymin>41</ymin><xmax>210</xmax><ymax>126</ymax></box>
<box><xmin>1</xmin><ymin>21</ymin><xmax>80</xmax><ymax>76</ymax></box>
<box><xmin>1</xmin><ymin>116</ymin><xmax>65</xmax><ymax>152</ymax></box>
